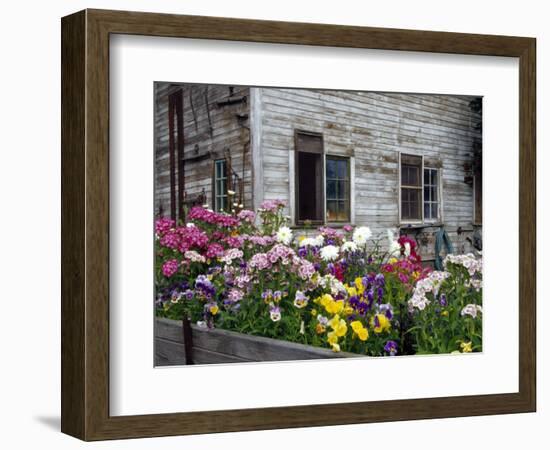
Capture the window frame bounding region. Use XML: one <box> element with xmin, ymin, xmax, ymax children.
<box><xmin>399</xmin><ymin>153</ymin><xmax>424</xmax><ymax>224</ymax></box>
<box><xmin>293</xmin><ymin>129</ymin><xmax>353</xmax><ymax>226</ymax></box>
<box><xmin>213</xmin><ymin>158</ymin><xmax>228</xmax><ymax>212</ymax></box>
<box><xmin>293</xmin><ymin>130</ymin><xmax>325</xmax><ymax>226</ymax></box>
<box><xmin>423</xmin><ymin>166</ymin><xmax>442</xmax><ymax>223</ymax></box>
<box><xmin>325</xmin><ymin>155</ymin><xmax>351</xmax><ymax>223</ymax></box>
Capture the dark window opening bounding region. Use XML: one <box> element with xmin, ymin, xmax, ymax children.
<box><xmin>295</xmin><ymin>131</ymin><xmax>324</xmax><ymax>223</ymax></box>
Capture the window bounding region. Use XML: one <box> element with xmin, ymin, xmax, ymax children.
<box><xmin>400</xmin><ymin>154</ymin><xmax>423</xmax><ymax>221</ymax></box>
<box><xmin>294</xmin><ymin>130</ymin><xmax>351</xmax><ymax>224</ymax></box>
<box><xmin>400</xmin><ymin>154</ymin><xmax>441</xmax><ymax>223</ymax></box>
<box><xmin>326</xmin><ymin>157</ymin><xmax>350</xmax><ymax>222</ymax></box>
<box><xmin>295</xmin><ymin>131</ymin><xmax>324</xmax><ymax>223</ymax></box>
<box><xmin>424</xmin><ymin>168</ymin><xmax>440</xmax><ymax>221</ymax></box>
<box><xmin>213</xmin><ymin>159</ymin><xmax>228</xmax><ymax>212</ymax></box>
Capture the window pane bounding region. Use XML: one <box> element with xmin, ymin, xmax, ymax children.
<box><xmin>338</xmin><ymin>201</ymin><xmax>349</xmax><ymax>221</ymax></box>
<box><xmin>424</xmin><ymin>168</ymin><xmax>431</xmax><ymax>185</ymax></box>
<box><xmin>337</xmin><ymin>160</ymin><xmax>347</xmax><ymax>178</ymax></box>
<box><xmin>402</xmin><ymin>201</ymin><xmax>410</xmax><ymax>220</ymax></box>
<box><xmin>401</xmin><ymin>165</ymin><xmax>409</xmax><ymax>185</ymax></box>
<box><xmin>326</xmin><ymin>200</ymin><xmax>338</xmax><ymax>221</ymax></box>
<box><xmin>326</xmin><ymin>180</ymin><xmax>336</xmax><ymax>199</ymax></box>
<box><xmin>431</xmin><ymin>186</ymin><xmax>437</xmax><ymax>202</ymax></box>
<box><xmin>424</xmin><ymin>185</ymin><xmax>430</xmax><ymax>202</ymax></box>
<box><xmin>410</xmin><ymin>166</ymin><xmax>420</xmax><ymax>186</ymax></box>
<box><xmin>337</xmin><ymin>180</ymin><xmax>347</xmax><ymax>200</ymax></box>
<box><xmin>402</xmin><ymin>188</ymin><xmax>421</xmax><ymax>220</ymax></box>
<box><xmin>402</xmin><ymin>165</ymin><xmax>420</xmax><ymax>186</ymax></box>
<box><xmin>424</xmin><ymin>202</ymin><xmax>431</xmax><ymax>220</ymax></box>
<box><xmin>326</xmin><ymin>159</ymin><xmax>337</xmax><ymax>178</ymax></box>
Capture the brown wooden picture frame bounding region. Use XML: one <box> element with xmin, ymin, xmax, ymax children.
<box><xmin>61</xmin><ymin>9</ymin><xmax>536</xmax><ymax>441</ymax></box>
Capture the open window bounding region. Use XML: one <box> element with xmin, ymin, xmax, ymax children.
<box><xmin>400</xmin><ymin>154</ymin><xmax>442</xmax><ymax>223</ymax></box>
<box><xmin>400</xmin><ymin>154</ymin><xmax>423</xmax><ymax>222</ymax></box>
<box><xmin>295</xmin><ymin>131</ymin><xmax>324</xmax><ymax>223</ymax></box>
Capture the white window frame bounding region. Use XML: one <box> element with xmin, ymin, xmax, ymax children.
<box><xmin>399</xmin><ymin>152</ymin><xmax>443</xmax><ymax>225</ymax></box>
<box><xmin>399</xmin><ymin>152</ymin><xmax>424</xmax><ymax>224</ymax></box>
<box><xmin>423</xmin><ymin>166</ymin><xmax>442</xmax><ymax>223</ymax></box>
<box><xmin>213</xmin><ymin>159</ymin><xmax>228</xmax><ymax>212</ymax></box>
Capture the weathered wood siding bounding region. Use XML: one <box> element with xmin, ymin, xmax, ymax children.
<box><xmin>256</xmin><ymin>88</ymin><xmax>482</xmax><ymax>258</ymax></box>
<box><xmin>154</xmin><ymin>83</ymin><xmax>252</xmax><ymax>216</ymax></box>
<box><xmin>155</xmin><ymin>317</ymin><xmax>357</xmax><ymax>366</ymax></box>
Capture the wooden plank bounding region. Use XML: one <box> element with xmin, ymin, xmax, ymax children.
<box><xmin>61</xmin><ymin>10</ymin><xmax>86</xmax><ymax>440</ymax></box>
<box><xmin>192</xmin><ymin>347</ymin><xmax>252</xmax><ymax>364</ymax></box>
<box><xmin>155</xmin><ymin>318</ymin><xmax>358</xmax><ymax>363</ymax></box>
<box><xmin>192</xmin><ymin>326</ymin><xmax>358</xmax><ymax>361</ymax></box>
<box><xmin>155</xmin><ymin>338</ymin><xmax>188</xmax><ymax>366</ymax></box>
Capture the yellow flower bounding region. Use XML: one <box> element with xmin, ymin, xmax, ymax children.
<box><xmin>346</xmin><ymin>285</ymin><xmax>358</xmax><ymax>297</ymax></box>
<box><xmin>354</xmin><ymin>277</ymin><xmax>365</xmax><ymax>295</ymax></box>
<box><xmin>343</xmin><ymin>305</ymin><xmax>354</xmax><ymax>316</ymax></box>
<box><xmin>388</xmin><ymin>257</ymin><xmax>398</xmax><ymax>264</ymax></box>
<box><xmin>371</xmin><ymin>314</ymin><xmax>391</xmax><ymax>333</ymax></box>
<box><xmin>298</xmin><ymin>235</ymin><xmax>305</xmax><ymax>242</ymax></box>
<box><xmin>311</xmin><ymin>308</ymin><xmax>317</xmax><ymax>316</ymax></box>
<box><xmin>327</xmin><ymin>331</ymin><xmax>338</xmax><ymax>345</ymax></box>
<box><xmin>460</xmin><ymin>341</ymin><xmax>473</xmax><ymax>353</ymax></box>
<box><xmin>316</xmin><ymin>323</ymin><xmax>326</xmax><ymax>334</ymax></box>
<box><xmin>209</xmin><ymin>305</ymin><xmax>219</xmax><ymax>315</ymax></box>
<box><xmin>320</xmin><ymin>294</ymin><xmax>333</xmax><ymax>308</ymax></box>
<box><xmin>441</xmin><ymin>310</ymin><xmax>449</xmax><ymax>317</ymax></box>
<box><xmin>357</xmin><ymin>328</ymin><xmax>368</xmax><ymax>341</ymax></box>
<box><xmin>320</xmin><ymin>294</ymin><xmax>345</xmax><ymax>315</ymax></box>
<box><xmin>331</xmin><ymin>343</ymin><xmax>341</xmax><ymax>352</ymax></box>
<box><xmin>324</xmin><ymin>299</ymin><xmax>344</xmax><ymax>315</ymax></box>
<box><xmin>350</xmin><ymin>320</ymin><xmax>369</xmax><ymax>341</ymax></box>
<box><xmin>329</xmin><ymin>315</ymin><xmax>348</xmax><ymax>337</ymax></box>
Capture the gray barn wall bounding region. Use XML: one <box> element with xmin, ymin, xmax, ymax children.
<box><xmin>255</xmin><ymin>88</ymin><xmax>482</xmax><ymax>259</ymax></box>
<box><xmin>154</xmin><ymin>83</ymin><xmax>252</xmax><ymax>217</ymax></box>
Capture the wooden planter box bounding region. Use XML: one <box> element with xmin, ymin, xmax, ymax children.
<box><xmin>155</xmin><ymin>317</ymin><xmax>358</xmax><ymax>365</ymax></box>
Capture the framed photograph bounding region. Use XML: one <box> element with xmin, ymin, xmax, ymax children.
<box><xmin>61</xmin><ymin>9</ymin><xmax>536</xmax><ymax>440</ymax></box>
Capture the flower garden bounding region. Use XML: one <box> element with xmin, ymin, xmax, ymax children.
<box><xmin>155</xmin><ymin>200</ymin><xmax>482</xmax><ymax>357</ymax></box>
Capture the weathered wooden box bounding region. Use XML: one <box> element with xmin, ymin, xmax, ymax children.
<box><xmin>155</xmin><ymin>317</ymin><xmax>358</xmax><ymax>365</ymax></box>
